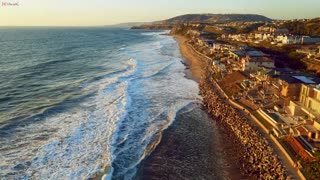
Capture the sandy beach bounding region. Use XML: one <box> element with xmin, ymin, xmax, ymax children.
<box><xmin>136</xmin><ymin>35</ymin><xmax>244</xmax><ymax>179</ymax></box>
<box><xmin>174</xmin><ymin>35</ymin><xmax>208</xmax><ymax>82</ymax></box>
<box><xmin>173</xmin><ymin>35</ymin><xmax>248</xmax><ymax>179</ymax></box>
<box><xmin>137</xmin><ymin>33</ymin><xmax>297</xmax><ymax>179</ymax></box>
<box><xmin>173</xmin><ymin>33</ymin><xmax>304</xmax><ymax>179</ymax></box>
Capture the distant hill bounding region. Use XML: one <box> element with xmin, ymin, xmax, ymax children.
<box><xmin>161</xmin><ymin>14</ymin><xmax>272</xmax><ymax>24</ymax></box>
<box><xmin>110</xmin><ymin>22</ymin><xmax>149</xmax><ymax>27</ymax></box>
<box><xmin>131</xmin><ymin>13</ymin><xmax>272</xmax><ymax>30</ymax></box>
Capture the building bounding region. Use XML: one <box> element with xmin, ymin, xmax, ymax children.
<box><xmin>287</xmin><ymin>84</ymin><xmax>320</xmax><ymax>147</ymax></box>
<box><xmin>289</xmin><ymin>84</ymin><xmax>320</xmax><ymax>124</ymax></box>
<box><xmin>244</xmin><ymin>56</ymin><xmax>275</xmax><ymax>71</ymax></box>
<box><xmin>299</xmin><ymin>84</ymin><xmax>320</xmax><ymax>116</ymax></box>
<box><xmin>266</xmin><ymin>70</ymin><xmax>320</xmax><ymax>104</ymax></box>
<box><xmin>229</xmin><ymin>50</ymin><xmax>247</xmax><ymax>60</ymax></box>
<box><xmin>229</xmin><ymin>50</ymin><xmax>274</xmax><ymax>72</ymax></box>
<box><xmin>276</xmin><ymin>35</ymin><xmax>302</xmax><ymax>45</ymax></box>
<box><xmin>301</xmin><ymin>36</ymin><xmax>320</xmax><ymax>44</ymax></box>
<box><xmin>271</xmin><ymin>28</ymin><xmax>289</xmax><ymax>34</ymax></box>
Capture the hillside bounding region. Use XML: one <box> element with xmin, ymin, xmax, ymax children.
<box><xmin>162</xmin><ymin>14</ymin><xmax>272</xmax><ymax>24</ymax></box>
<box><xmin>131</xmin><ymin>14</ymin><xmax>272</xmax><ymax>30</ymax></box>
<box><xmin>110</xmin><ymin>22</ymin><xmax>147</xmax><ymax>27</ymax></box>
<box><xmin>281</xmin><ymin>18</ymin><xmax>320</xmax><ymax>36</ymax></box>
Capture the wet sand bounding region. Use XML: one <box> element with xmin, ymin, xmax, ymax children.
<box><xmin>174</xmin><ymin>35</ymin><xmax>208</xmax><ymax>82</ymax></box>
<box><xmin>135</xmin><ymin>35</ymin><xmax>245</xmax><ymax>179</ymax></box>
<box><xmin>135</xmin><ymin>103</ymin><xmax>230</xmax><ymax>180</ymax></box>
<box><xmin>175</xmin><ymin>34</ymin><xmax>290</xmax><ymax>179</ymax></box>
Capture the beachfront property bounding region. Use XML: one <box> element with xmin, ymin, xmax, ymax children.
<box><xmin>250</xmin><ymin>84</ymin><xmax>320</xmax><ymax>159</ymax></box>
<box><xmin>289</xmin><ymin>84</ymin><xmax>320</xmax><ymax>120</ymax></box>
<box><xmin>244</xmin><ymin>56</ymin><xmax>275</xmax><ymax>71</ymax></box>
<box><xmin>285</xmin><ymin>84</ymin><xmax>320</xmax><ymax>152</ymax></box>
<box><xmin>229</xmin><ymin>50</ymin><xmax>275</xmax><ymax>72</ymax></box>
<box><xmin>264</xmin><ymin>70</ymin><xmax>320</xmax><ymax>103</ymax></box>
<box><xmin>174</xmin><ymin>19</ymin><xmax>320</xmax><ymax>179</ymax></box>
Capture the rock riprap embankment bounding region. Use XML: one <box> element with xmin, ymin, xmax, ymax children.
<box><xmin>199</xmin><ymin>76</ymin><xmax>286</xmax><ymax>180</ymax></box>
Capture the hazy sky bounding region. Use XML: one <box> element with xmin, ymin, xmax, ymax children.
<box><xmin>0</xmin><ymin>0</ymin><xmax>320</xmax><ymax>26</ymax></box>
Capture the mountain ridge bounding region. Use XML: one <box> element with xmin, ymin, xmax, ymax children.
<box><xmin>131</xmin><ymin>13</ymin><xmax>273</xmax><ymax>29</ymax></box>
<box><xmin>161</xmin><ymin>14</ymin><xmax>273</xmax><ymax>24</ymax></box>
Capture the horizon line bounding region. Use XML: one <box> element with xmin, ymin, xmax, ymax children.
<box><xmin>0</xmin><ymin>13</ymin><xmax>319</xmax><ymax>27</ymax></box>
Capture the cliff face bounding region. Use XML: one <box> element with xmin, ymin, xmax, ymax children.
<box><xmin>170</xmin><ymin>24</ymin><xmax>206</xmax><ymax>36</ymax></box>
<box><xmin>169</xmin><ymin>25</ymin><xmax>190</xmax><ymax>35</ymax></box>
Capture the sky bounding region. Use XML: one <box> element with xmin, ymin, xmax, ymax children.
<box><xmin>0</xmin><ymin>0</ymin><xmax>319</xmax><ymax>26</ymax></box>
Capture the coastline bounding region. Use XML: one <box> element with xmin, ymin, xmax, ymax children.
<box><xmin>137</xmin><ymin>33</ymin><xmax>296</xmax><ymax>179</ymax></box>
<box><xmin>173</xmin><ymin>34</ymin><xmax>289</xmax><ymax>179</ymax></box>
<box><xmin>135</xmin><ymin>35</ymin><xmax>235</xmax><ymax>179</ymax></box>
<box><xmin>173</xmin><ymin>35</ymin><xmax>247</xmax><ymax>179</ymax></box>
<box><xmin>174</xmin><ymin>35</ymin><xmax>208</xmax><ymax>82</ymax></box>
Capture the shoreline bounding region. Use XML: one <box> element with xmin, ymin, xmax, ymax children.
<box><xmin>174</xmin><ymin>35</ymin><xmax>208</xmax><ymax>82</ymax></box>
<box><xmin>173</xmin><ymin>34</ymin><xmax>290</xmax><ymax>179</ymax></box>
<box><xmin>135</xmin><ymin>34</ymin><xmax>240</xmax><ymax>179</ymax></box>
<box><xmin>174</xmin><ymin>35</ymin><xmax>246</xmax><ymax>179</ymax></box>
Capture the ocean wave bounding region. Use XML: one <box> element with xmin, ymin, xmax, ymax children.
<box><xmin>0</xmin><ymin>59</ymin><xmax>136</xmax><ymax>179</ymax></box>
<box><xmin>140</xmin><ymin>31</ymin><xmax>170</xmax><ymax>36</ymax></box>
<box><xmin>105</xmin><ymin>32</ymin><xmax>201</xmax><ymax>179</ymax></box>
<box><xmin>0</xmin><ymin>30</ymin><xmax>200</xmax><ymax>180</ymax></box>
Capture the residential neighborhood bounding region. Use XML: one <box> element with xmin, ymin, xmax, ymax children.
<box><xmin>173</xmin><ymin>21</ymin><xmax>320</xmax><ymax>178</ymax></box>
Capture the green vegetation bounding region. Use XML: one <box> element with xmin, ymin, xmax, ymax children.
<box><xmin>302</xmin><ymin>161</ymin><xmax>320</xmax><ymax>180</ymax></box>
<box><xmin>282</xmin><ymin>18</ymin><xmax>320</xmax><ymax>36</ymax></box>
<box><xmin>236</xmin><ymin>22</ymin><xmax>265</xmax><ymax>34</ymax></box>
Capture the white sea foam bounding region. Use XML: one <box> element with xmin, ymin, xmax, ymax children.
<box><xmin>0</xmin><ymin>59</ymin><xmax>136</xmax><ymax>179</ymax></box>
<box><xmin>105</xmin><ymin>31</ymin><xmax>201</xmax><ymax>179</ymax></box>
<box><xmin>0</xmin><ymin>31</ymin><xmax>200</xmax><ymax>180</ymax></box>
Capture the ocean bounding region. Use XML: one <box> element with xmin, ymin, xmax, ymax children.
<box><xmin>0</xmin><ymin>27</ymin><xmax>225</xmax><ymax>179</ymax></box>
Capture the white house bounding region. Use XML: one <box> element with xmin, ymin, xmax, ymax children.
<box><xmin>276</xmin><ymin>35</ymin><xmax>302</xmax><ymax>44</ymax></box>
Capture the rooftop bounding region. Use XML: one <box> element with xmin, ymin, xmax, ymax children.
<box><xmin>293</xmin><ymin>76</ymin><xmax>316</xmax><ymax>84</ymax></box>
<box><xmin>230</xmin><ymin>50</ymin><xmax>269</xmax><ymax>58</ymax></box>
<box><xmin>246</xmin><ymin>50</ymin><xmax>269</xmax><ymax>57</ymax></box>
<box><xmin>304</xmin><ymin>125</ymin><xmax>318</xmax><ymax>132</ymax></box>
<box><xmin>268</xmin><ymin>70</ymin><xmax>320</xmax><ymax>84</ymax></box>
